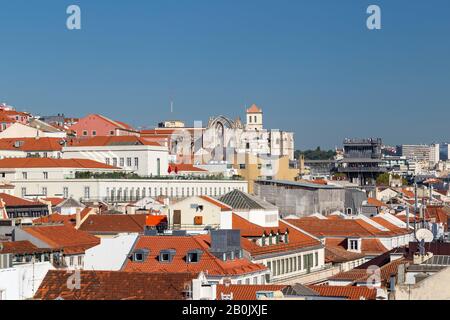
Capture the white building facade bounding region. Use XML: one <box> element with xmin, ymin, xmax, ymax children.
<box><xmin>13</xmin><ymin>178</ymin><xmax>248</xmax><ymax>202</ymax></box>
<box><xmin>62</xmin><ymin>144</ymin><xmax>169</xmax><ymax>177</ymax></box>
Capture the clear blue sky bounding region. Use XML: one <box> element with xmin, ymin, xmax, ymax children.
<box><xmin>0</xmin><ymin>0</ymin><xmax>449</xmax><ymax>149</ymax></box>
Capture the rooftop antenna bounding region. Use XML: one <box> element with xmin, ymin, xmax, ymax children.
<box><xmin>415</xmin><ymin>228</ymin><xmax>433</xmax><ymax>256</ymax></box>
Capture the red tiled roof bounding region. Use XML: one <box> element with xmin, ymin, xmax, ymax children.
<box><xmin>216</xmin><ymin>285</ymin><xmax>287</xmax><ymax>300</ymax></box>
<box><xmin>0</xmin><ymin>240</ymin><xmax>40</xmax><ymax>254</ymax></box>
<box><xmin>200</xmin><ymin>196</ymin><xmax>232</xmax><ymax>211</ymax></box>
<box><xmin>0</xmin><ymin>114</ymin><xmax>16</xmax><ymax>123</ymax></box>
<box><xmin>401</xmin><ymin>189</ymin><xmax>415</xmax><ymax>199</ymax></box>
<box><xmin>367</xmin><ymin>198</ymin><xmax>386</xmax><ymax>208</ymax></box>
<box><xmin>34</xmin><ymin>270</ymin><xmax>196</xmax><ymax>300</ymax></box>
<box><xmin>22</xmin><ymin>225</ymin><xmax>100</xmax><ymax>252</ymax></box>
<box><xmin>0</xmin><ymin>137</ymin><xmax>64</xmax><ymax>151</ymax></box>
<box><xmin>232</xmin><ymin>214</ymin><xmax>321</xmax><ymax>256</ymax></box>
<box><xmin>360</xmin><ymin>239</ymin><xmax>389</xmax><ymax>255</ymax></box>
<box><xmin>309</xmin><ymin>285</ymin><xmax>377</xmax><ymax>300</ymax></box>
<box><xmin>67</xmin><ymin>136</ymin><xmax>162</xmax><ymax>147</ymax></box>
<box><xmin>246</xmin><ymin>104</ymin><xmax>262</xmax><ymax>113</ymax></box>
<box><xmin>95</xmin><ymin>114</ymin><xmax>134</xmax><ymax>131</ymax></box>
<box><xmin>41</xmin><ymin>197</ymin><xmax>65</xmax><ymax>206</ymax></box>
<box><xmin>425</xmin><ymin>206</ymin><xmax>449</xmax><ymax>229</ymax></box>
<box><xmin>33</xmin><ymin>208</ymin><xmax>93</xmax><ymax>226</ymax></box>
<box><xmin>123</xmin><ymin>235</ymin><xmax>268</xmax><ymax>277</ymax></box>
<box><xmin>0</xmin><ymin>158</ymin><xmax>120</xmax><ymax>169</ymax></box>
<box><xmin>79</xmin><ymin>214</ymin><xmax>150</xmax><ymax>234</ymax></box>
<box><xmin>371</xmin><ymin>216</ymin><xmax>411</xmax><ymax>235</ymax></box>
<box><xmin>168</xmin><ymin>163</ymin><xmax>207</xmax><ymax>173</ymax></box>
<box><xmin>285</xmin><ymin>217</ymin><xmax>400</xmax><ymax>238</ymax></box>
<box><xmin>328</xmin><ymin>258</ymin><xmax>409</xmax><ymax>286</ymax></box>
<box><xmin>325</xmin><ymin>237</ymin><xmax>388</xmax><ymax>256</ymax></box>
<box><xmin>0</xmin><ymin>193</ymin><xmax>45</xmax><ymax>207</ymax></box>
<box><xmin>325</xmin><ymin>245</ymin><xmax>365</xmax><ymax>264</ymax></box>
<box><xmin>0</xmin><ymin>109</ymin><xmax>30</xmax><ymax>117</ymax></box>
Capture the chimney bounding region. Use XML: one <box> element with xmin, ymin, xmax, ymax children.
<box><xmin>75</xmin><ymin>208</ymin><xmax>81</xmax><ymax>229</ymax></box>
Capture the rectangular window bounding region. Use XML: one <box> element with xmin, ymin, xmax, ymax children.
<box><xmin>110</xmin><ymin>130</ymin><xmax>114</xmax><ymax>135</ymax></box>
<box><xmin>112</xmin><ymin>158</ymin><xmax>117</xmax><ymax>167</ymax></box>
<box><xmin>84</xmin><ymin>187</ymin><xmax>90</xmax><ymax>199</ymax></box>
<box><xmin>106</xmin><ymin>158</ymin><xmax>110</xmax><ymax>165</ymax></box>
<box><xmin>63</xmin><ymin>187</ymin><xmax>69</xmax><ymax>198</ymax></box>
<box><xmin>315</xmin><ymin>252</ymin><xmax>319</xmax><ymax>267</ymax></box>
<box><xmin>127</xmin><ymin>157</ymin><xmax>132</xmax><ymax>167</ymax></box>
<box><xmin>77</xmin><ymin>256</ymin><xmax>83</xmax><ymax>266</ymax></box>
<box><xmin>43</xmin><ymin>172</ymin><xmax>48</xmax><ymax>179</ymax></box>
<box><xmin>134</xmin><ymin>157</ymin><xmax>139</xmax><ymax>168</ymax></box>
<box><xmin>92</xmin><ymin>131</ymin><xmax>97</xmax><ymax>136</ymax></box>
<box><xmin>22</xmin><ymin>172</ymin><xmax>27</xmax><ymax>179</ymax></box>
<box><xmin>298</xmin><ymin>256</ymin><xmax>302</xmax><ymax>270</ymax></box>
<box><xmin>42</xmin><ymin>187</ymin><xmax>47</xmax><ymax>196</ymax></box>
<box><xmin>350</xmin><ymin>240</ymin><xmax>359</xmax><ymax>251</ymax></box>
<box><xmin>119</xmin><ymin>158</ymin><xmax>124</xmax><ymax>167</ymax></box>
<box><xmin>21</xmin><ymin>187</ymin><xmax>26</xmax><ymax>197</ymax></box>
<box><xmin>82</xmin><ymin>130</ymin><xmax>88</xmax><ymax>136</ymax></box>
<box><xmin>239</xmin><ymin>164</ymin><xmax>246</xmax><ymax>169</ymax></box>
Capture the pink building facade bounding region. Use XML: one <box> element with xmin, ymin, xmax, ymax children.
<box><xmin>68</xmin><ymin>114</ymin><xmax>137</xmax><ymax>138</ymax></box>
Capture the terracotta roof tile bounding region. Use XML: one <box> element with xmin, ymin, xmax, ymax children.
<box><xmin>67</xmin><ymin>136</ymin><xmax>162</xmax><ymax>147</ymax></box>
<box><xmin>309</xmin><ymin>285</ymin><xmax>377</xmax><ymax>300</ymax></box>
<box><xmin>34</xmin><ymin>270</ymin><xmax>195</xmax><ymax>300</ymax></box>
<box><xmin>0</xmin><ymin>157</ymin><xmax>120</xmax><ymax>169</ymax></box>
<box><xmin>325</xmin><ymin>245</ymin><xmax>365</xmax><ymax>264</ymax></box>
<box><xmin>168</xmin><ymin>163</ymin><xmax>207</xmax><ymax>173</ymax></box>
<box><xmin>367</xmin><ymin>198</ymin><xmax>387</xmax><ymax>208</ymax></box>
<box><xmin>329</xmin><ymin>258</ymin><xmax>409</xmax><ymax>286</ymax></box>
<box><xmin>246</xmin><ymin>104</ymin><xmax>262</xmax><ymax>113</ymax></box>
<box><xmin>0</xmin><ymin>193</ymin><xmax>45</xmax><ymax>207</ymax></box>
<box><xmin>123</xmin><ymin>235</ymin><xmax>268</xmax><ymax>277</ymax></box>
<box><xmin>41</xmin><ymin>197</ymin><xmax>65</xmax><ymax>206</ymax></box>
<box><xmin>233</xmin><ymin>214</ymin><xmax>321</xmax><ymax>256</ymax></box>
<box><xmin>33</xmin><ymin>208</ymin><xmax>93</xmax><ymax>226</ymax></box>
<box><xmin>200</xmin><ymin>196</ymin><xmax>232</xmax><ymax>211</ymax></box>
<box><xmin>22</xmin><ymin>224</ymin><xmax>100</xmax><ymax>252</ymax></box>
<box><xmin>325</xmin><ymin>237</ymin><xmax>388</xmax><ymax>256</ymax></box>
<box><xmin>79</xmin><ymin>214</ymin><xmax>151</xmax><ymax>233</ymax></box>
<box><xmin>0</xmin><ymin>240</ymin><xmax>40</xmax><ymax>254</ymax></box>
<box><xmin>0</xmin><ymin>137</ymin><xmax>63</xmax><ymax>151</ymax></box>
<box><xmin>285</xmin><ymin>218</ymin><xmax>382</xmax><ymax>238</ymax></box>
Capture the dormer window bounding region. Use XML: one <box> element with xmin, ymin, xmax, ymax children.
<box><xmin>134</xmin><ymin>252</ymin><xmax>144</xmax><ymax>262</ymax></box>
<box><xmin>230</xmin><ymin>251</ymin><xmax>235</xmax><ymax>261</ymax></box>
<box><xmin>187</xmin><ymin>249</ymin><xmax>202</xmax><ymax>263</ymax></box>
<box><xmin>348</xmin><ymin>238</ymin><xmax>361</xmax><ymax>253</ymax></box>
<box><xmin>131</xmin><ymin>249</ymin><xmax>149</xmax><ymax>262</ymax></box>
<box><xmin>159</xmin><ymin>249</ymin><xmax>176</xmax><ymax>263</ymax></box>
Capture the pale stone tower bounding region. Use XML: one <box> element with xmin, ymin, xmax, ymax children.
<box><xmin>245</xmin><ymin>104</ymin><xmax>263</xmax><ymax>131</ymax></box>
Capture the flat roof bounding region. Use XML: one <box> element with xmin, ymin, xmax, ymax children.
<box><xmin>256</xmin><ymin>179</ymin><xmax>342</xmax><ymax>190</ymax></box>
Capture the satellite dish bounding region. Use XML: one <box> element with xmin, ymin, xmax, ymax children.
<box><xmin>416</xmin><ymin>228</ymin><xmax>433</xmax><ymax>243</ymax></box>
